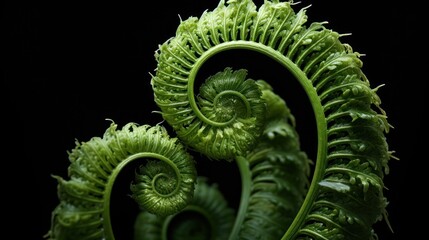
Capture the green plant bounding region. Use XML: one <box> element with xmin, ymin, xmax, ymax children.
<box><xmin>46</xmin><ymin>0</ymin><xmax>395</xmax><ymax>239</ymax></box>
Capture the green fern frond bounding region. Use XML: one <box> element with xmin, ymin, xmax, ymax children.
<box><xmin>46</xmin><ymin>121</ymin><xmax>197</xmax><ymax>239</ymax></box>
<box><xmin>151</xmin><ymin>0</ymin><xmax>393</xmax><ymax>239</ymax></box>
<box><xmin>47</xmin><ymin>0</ymin><xmax>395</xmax><ymax>239</ymax></box>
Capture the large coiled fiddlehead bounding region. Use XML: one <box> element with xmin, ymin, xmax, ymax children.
<box><xmin>47</xmin><ymin>0</ymin><xmax>395</xmax><ymax>239</ymax></box>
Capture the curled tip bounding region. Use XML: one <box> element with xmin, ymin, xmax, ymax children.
<box><xmin>184</xmin><ymin>68</ymin><xmax>267</xmax><ymax>160</ymax></box>
<box><xmin>130</xmin><ymin>160</ymin><xmax>196</xmax><ymax>216</ymax></box>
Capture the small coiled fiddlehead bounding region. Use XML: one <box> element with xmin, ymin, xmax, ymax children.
<box><xmin>46</xmin><ymin>122</ymin><xmax>197</xmax><ymax>239</ymax></box>
<box><xmin>47</xmin><ymin>0</ymin><xmax>395</xmax><ymax>239</ymax></box>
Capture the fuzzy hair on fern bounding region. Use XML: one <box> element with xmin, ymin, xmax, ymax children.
<box><xmin>46</xmin><ymin>0</ymin><xmax>395</xmax><ymax>239</ymax></box>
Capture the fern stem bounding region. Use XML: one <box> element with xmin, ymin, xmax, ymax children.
<box><xmin>228</xmin><ymin>156</ymin><xmax>251</xmax><ymax>240</ymax></box>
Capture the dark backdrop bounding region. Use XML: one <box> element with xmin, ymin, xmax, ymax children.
<box><xmin>4</xmin><ymin>0</ymin><xmax>422</xmax><ymax>239</ymax></box>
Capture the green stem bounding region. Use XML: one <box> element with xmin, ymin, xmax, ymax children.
<box><xmin>228</xmin><ymin>156</ymin><xmax>252</xmax><ymax>240</ymax></box>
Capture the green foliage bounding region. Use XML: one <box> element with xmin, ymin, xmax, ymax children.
<box><xmin>47</xmin><ymin>0</ymin><xmax>394</xmax><ymax>239</ymax></box>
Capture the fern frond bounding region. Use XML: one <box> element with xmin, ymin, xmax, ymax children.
<box><xmin>151</xmin><ymin>0</ymin><xmax>393</xmax><ymax>239</ymax></box>
<box><xmin>46</xmin><ymin>121</ymin><xmax>197</xmax><ymax>239</ymax></box>
<box><xmin>47</xmin><ymin>0</ymin><xmax>395</xmax><ymax>239</ymax></box>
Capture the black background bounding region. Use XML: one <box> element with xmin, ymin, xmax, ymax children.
<box><xmin>3</xmin><ymin>0</ymin><xmax>423</xmax><ymax>239</ymax></box>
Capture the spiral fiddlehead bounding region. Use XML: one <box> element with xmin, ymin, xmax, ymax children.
<box><xmin>153</xmin><ymin>59</ymin><xmax>267</xmax><ymax>160</ymax></box>
<box><xmin>46</xmin><ymin>121</ymin><xmax>197</xmax><ymax>239</ymax></box>
<box><xmin>197</xmin><ymin>67</ymin><xmax>267</xmax><ymax>159</ymax></box>
<box><xmin>151</xmin><ymin>0</ymin><xmax>393</xmax><ymax>239</ymax></box>
<box><xmin>47</xmin><ymin>0</ymin><xmax>395</xmax><ymax>239</ymax></box>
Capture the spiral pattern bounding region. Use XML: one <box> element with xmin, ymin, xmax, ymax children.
<box><xmin>131</xmin><ymin>160</ymin><xmax>195</xmax><ymax>217</ymax></box>
<box><xmin>151</xmin><ymin>0</ymin><xmax>393</xmax><ymax>238</ymax></box>
<box><xmin>152</xmin><ymin>65</ymin><xmax>266</xmax><ymax>160</ymax></box>
<box><xmin>46</xmin><ymin>121</ymin><xmax>197</xmax><ymax>239</ymax></box>
<box><xmin>196</xmin><ymin>67</ymin><xmax>266</xmax><ymax>160</ymax></box>
<box><xmin>47</xmin><ymin>0</ymin><xmax>394</xmax><ymax>239</ymax></box>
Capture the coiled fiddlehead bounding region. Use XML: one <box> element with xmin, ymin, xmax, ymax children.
<box><xmin>47</xmin><ymin>0</ymin><xmax>395</xmax><ymax>239</ymax></box>
<box><xmin>152</xmin><ymin>60</ymin><xmax>267</xmax><ymax>160</ymax></box>
<box><xmin>151</xmin><ymin>0</ymin><xmax>394</xmax><ymax>239</ymax></box>
<box><xmin>46</xmin><ymin>121</ymin><xmax>197</xmax><ymax>239</ymax></box>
